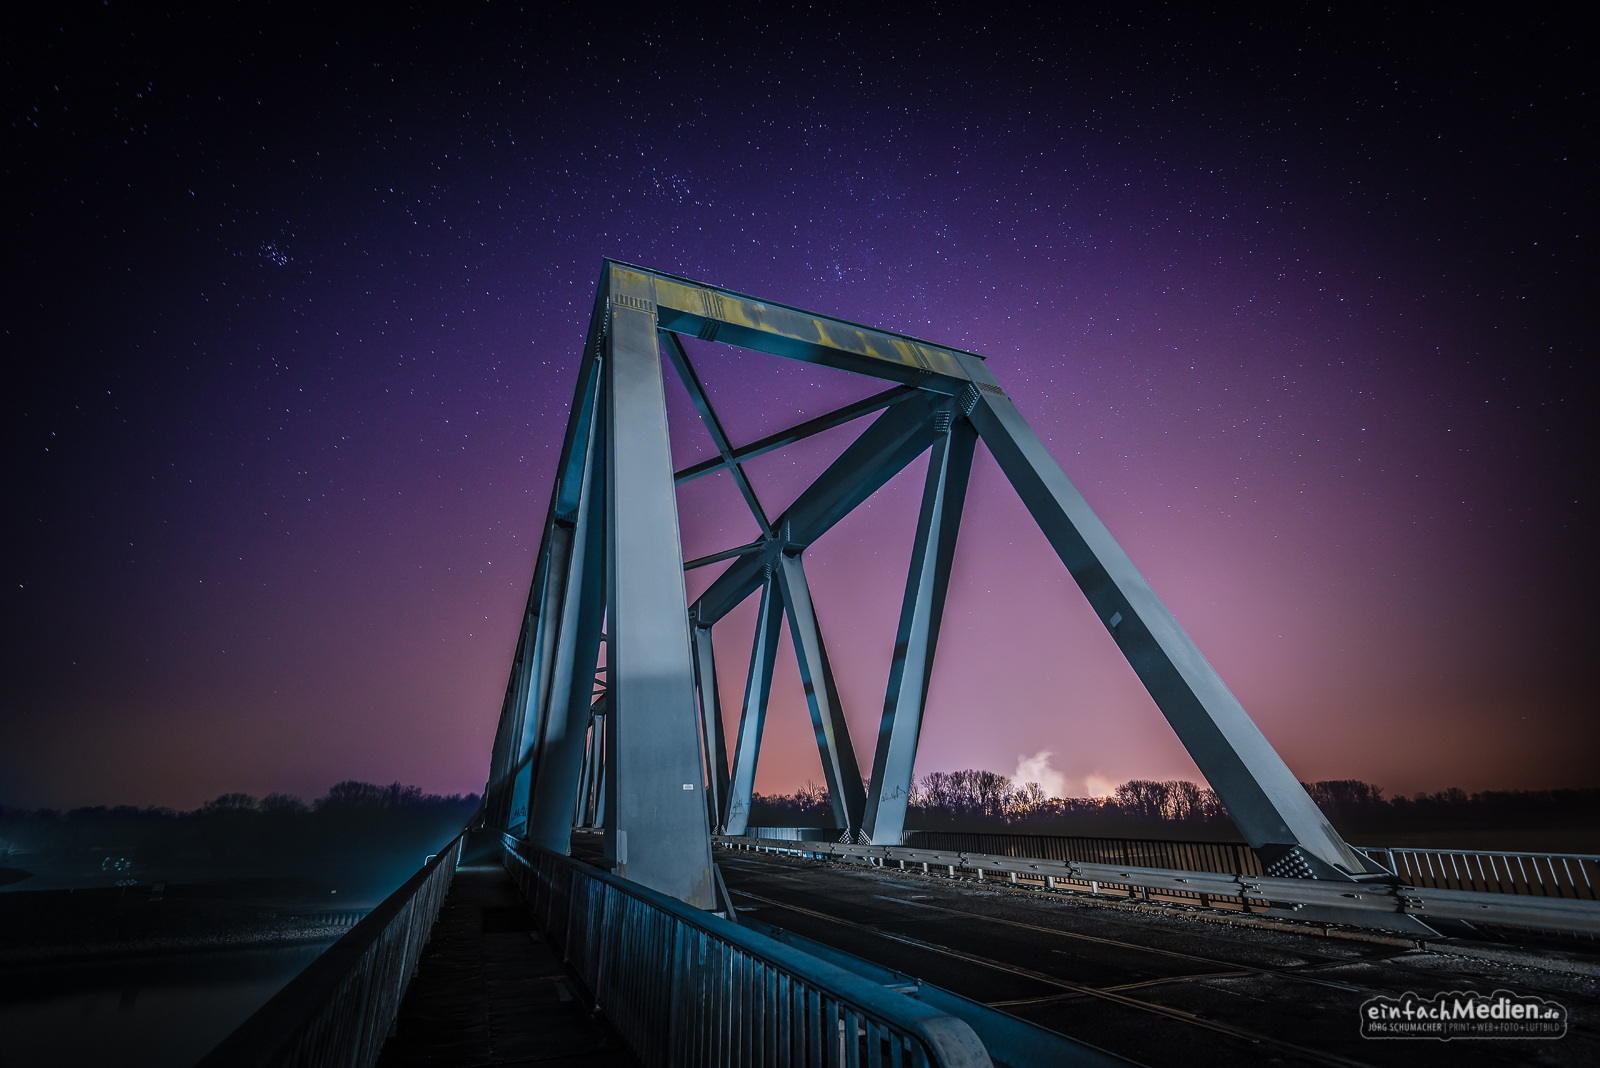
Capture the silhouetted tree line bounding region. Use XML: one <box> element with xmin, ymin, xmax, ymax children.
<box><xmin>0</xmin><ymin>782</ymin><xmax>480</xmax><ymax>892</ymax></box>
<box><xmin>749</xmin><ymin>771</ymin><xmax>1600</xmax><ymax>838</ymax></box>
<box><xmin>1298</xmin><ymin>779</ymin><xmax>1600</xmax><ymax>829</ymax></box>
<box><xmin>750</xmin><ymin>772</ymin><xmax>1232</xmax><ymax>831</ymax></box>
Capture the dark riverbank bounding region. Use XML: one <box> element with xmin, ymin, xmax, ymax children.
<box><xmin>0</xmin><ymin>876</ymin><xmax>374</xmax><ymax>1067</ymax></box>
<box><xmin>0</xmin><ymin>878</ymin><xmax>367</xmax><ymax>968</ymax></box>
<box><xmin>0</xmin><ymin>780</ymin><xmax>479</xmax><ymax>899</ymax></box>
<box><xmin>0</xmin><ymin>940</ymin><xmax>334</xmax><ymax>1068</ymax></box>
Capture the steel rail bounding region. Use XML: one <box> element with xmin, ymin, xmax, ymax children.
<box><xmin>735</xmin><ymin>856</ymin><xmax>1600</xmax><ymax>1031</ymax></box>
<box><xmin>984</xmin><ymin>972</ymin><xmax>1255</xmax><ymax>1007</ymax></box>
<box><xmin>1000</xmin><ymin>889</ymin><xmax>1409</xmax><ymax>961</ymax></box>
<box><xmin>979</xmin><ymin>894</ymin><xmax>1600</xmax><ymax>1010</ymax></box>
<box><xmin>729</xmin><ymin>888</ymin><xmax>1382</xmax><ymax>1068</ymax></box>
<box><xmin>747</xmin><ymin>853</ymin><xmax>1407</xmax><ymax>1002</ymax></box>
<box><xmin>859</xmin><ymin>890</ymin><xmax>1384</xmax><ymax>998</ymax></box>
<box><xmin>989</xmin><ymin>951</ymin><xmax>1420</xmax><ymax>1008</ymax></box>
<box><xmin>747</xmin><ymin>849</ymin><xmax>1600</xmax><ymax>1011</ymax></box>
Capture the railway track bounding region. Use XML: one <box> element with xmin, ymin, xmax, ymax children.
<box><xmin>731</xmin><ymin>887</ymin><xmax>1382</xmax><ymax>1068</ymax></box>
<box><xmin>717</xmin><ymin>849</ymin><xmax>1599</xmax><ymax>1067</ymax></box>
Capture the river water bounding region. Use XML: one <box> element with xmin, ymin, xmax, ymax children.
<box><xmin>0</xmin><ymin>940</ymin><xmax>334</xmax><ymax>1067</ymax></box>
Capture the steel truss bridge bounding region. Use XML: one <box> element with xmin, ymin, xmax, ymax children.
<box><xmin>481</xmin><ymin>259</ymin><xmax>1387</xmax><ymax>910</ymax></box>
<box><xmin>200</xmin><ymin>263</ymin><xmax>1600</xmax><ymax>1068</ymax></box>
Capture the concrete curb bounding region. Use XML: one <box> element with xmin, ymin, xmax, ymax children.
<box><xmin>1422</xmin><ymin>939</ymin><xmax>1600</xmax><ymax>977</ymax></box>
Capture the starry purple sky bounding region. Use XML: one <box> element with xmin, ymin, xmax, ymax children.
<box><xmin>4</xmin><ymin>5</ymin><xmax>1594</xmax><ymax>810</ymax></box>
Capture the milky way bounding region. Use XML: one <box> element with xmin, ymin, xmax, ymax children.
<box><xmin>4</xmin><ymin>6</ymin><xmax>1593</xmax><ymax>809</ymax></box>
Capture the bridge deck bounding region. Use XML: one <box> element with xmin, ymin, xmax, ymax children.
<box><xmin>377</xmin><ymin>858</ymin><xmax>636</xmax><ymax>1068</ymax></box>
<box><xmin>706</xmin><ymin>844</ymin><xmax>1600</xmax><ymax>1068</ymax></box>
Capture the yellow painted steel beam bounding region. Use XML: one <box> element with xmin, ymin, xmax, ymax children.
<box><xmin>607</xmin><ymin>260</ymin><xmax>981</xmax><ymax>390</ymax></box>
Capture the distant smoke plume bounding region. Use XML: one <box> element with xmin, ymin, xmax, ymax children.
<box><xmin>1011</xmin><ymin>750</ymin><xmax>1068</xmax><ymax>799</ymax></box>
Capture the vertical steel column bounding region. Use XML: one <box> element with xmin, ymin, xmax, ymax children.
<box><xmin>863</xmin><ymin>416</ymin><xmax>976</xmax><ymax>845</ymax></box>
<box><xmin>498</xmin><ymin>616</ymin><xmax>539</xmax><ymax>829</ymax></box>
<box><xmin>774</xmin><ymin>552</ymin><xmax>867</xmax><ymax>838</ymax></box>
<box><xmin>572</xmin><ymin>705</ymin><xmax>598</xmax><ymax>828</ymax></box>
<box><xmin>962</xmin><ymin>370</ymin><xmax>1379</xmax><ymax>877</ymax></box>
<box><xmin>582</xmin><ymin>701</ymin><xmax>608</xmax><ymax>826</ymax></box>
<box><xmin>524</xmin><ymin>378</ymin><xmax>607</xmax><ymax>855</ymax></box>
<box><xmin>723</xmin><ymin>573</ymin><xmax>784</xmax><ymax>835</ymax></box>
<box><xmin>486</xmin><ymin>354</ymin><xmax>601</xmax><ymax>831</ymax></box>
<box><xmin>507</xmin><ymin>526</ymin><xmax>572</xmax><ymax>830</ymax></box>
<box><xmin>491</xmin><ymin>349</ymin><xmax>601</xmax><ymax>833</ymax></box>
<box><xmin>592</xmin><ymin>738</ymin><xmax>607</xmax><ymax>829</ymax></box>
<box><xmin>601</xmin><ymin>267</ymin><xmax>717</xmax><ymax>907</ymax></box>
<box><xmin>484</xmin><ymin>614</ymin><xmax>530</xmax><ymax>827</ymax></box>
<box><xmin>692</xmin><ymin>622</ymin><xmax>731</xmax><ymax>829</ymax></box>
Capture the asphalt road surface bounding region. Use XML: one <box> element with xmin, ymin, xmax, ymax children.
<box><xmin>712</xmin><ymin>846</ymin><xmax>1599</xmax><ymax>1068</ymax></box>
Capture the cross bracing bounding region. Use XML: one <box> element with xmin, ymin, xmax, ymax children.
<box><xmin>484</xmin><ymin>260</ymin><xmax>1387</xmax><ymax>913</ymax></box>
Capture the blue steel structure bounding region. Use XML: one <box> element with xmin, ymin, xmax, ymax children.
<box><xmin>199</xmin><ymin>262</ymin><xmax>1600</xmax><ymax>1067</ymax></box>
<box><xmin>484</xmin><ymin>259</ymin><xmax>1399</xmax><ymax>916</ymax></box>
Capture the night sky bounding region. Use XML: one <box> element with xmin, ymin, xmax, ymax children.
<box><xmin>5</xmin><ymin>5</ymin><xmax>1594</xmax><ymax>811</ymax></box>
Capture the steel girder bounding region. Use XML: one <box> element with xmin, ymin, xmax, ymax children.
<box><xmin>691</xmin><ymin>623</ymin><xmax>731</xmax><ymax>829</ymax></box>
<box><xmin>523</xmin><ymin>392</ymin><xmax>605</xmax><ymax>852</ymax></box>
<box><xmin>691</xmin><ymin>391</ymin><xmax>943</xmax><ymax>625</ymax></box>
<box><xmin>662</xmin><ymin>331</ymin><xmax>771</xmax><ymax>533</ymax></box>
<box><xmin>483</xmin><ymin>319</ymin><xmax>603</xmax><ymax>831</ymax></box>
<box><xmin>722</xmin><ymin>573</ymin><xmax>784</xmax><ymax>836</ymax></box>
<box><xmin>774</xmin><ymin>551</ymin><xmax>869</xmax><ymax>837</ymax></box>
<box><xmin>598</xmin><ymin>269</ymin><xmax>719</xmax><ymax>907</ymax></box>
<box><xmin>487</xmin><ymin>259</ymin><xmax>1383</xmax><ymax>914</ymax></box>
<box><xmin>573</xmin><ymin>697</ymin><xmax>606</xmax><ymax>829</ymax></box>
<box><xmin>957</xmin><ymin>361</ymin><xmax>1379</xmax><ymax>878</ymax></box>
<box><xmin>672</xmin><ymin>385</ymin><xmax>916</xmax><ymax>486</ymax></box>
<box><xmin>862</xmin><ymin>416</ymin><xmax>977</xmax><ymax>845</ymax></box>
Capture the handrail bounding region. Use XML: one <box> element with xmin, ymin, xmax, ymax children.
<box><xmin>904</xmin><ymin>830</ymin><xmax>1265</xmax><ymax>877</ymax></box>
<box><xmin>503</xmin><ymin>834</ymin><xmax>993</xmax><ymax>1067</ymax></box>
<box><xmin>1360</xmin><ymin>845</ymin><xmax>1600</xmax><ymax>861</ymax></box>
<box><xmin>1355</xmin><ymin>845</ymin><xmax>1599</xmax><ymax>901</ymax></box>
<box><xmin>195</xmin><ymin>829</ymin><xmax>468</xmax><ymax>1068</ymax></box>
<box><xmin>743</xmin><ymin>918</ymin><xmax>1137</xmax><ymax>1067</ymax></box>
<box><xmin>899</xmin><ymin>831</ymin><xmax>1600</xmax><ymax>901</ymax></box>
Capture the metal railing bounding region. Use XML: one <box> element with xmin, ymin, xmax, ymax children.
<box><xmin>724</xmin><ymin>835</ymin><xmax>1600</xmax><ymax>939</ymax></box>
<box><xmin>905</xmin><ymin>831</ymin><xmax>1264</xmax><ymax>877</ymax></box>
<box><xmin>904</xmin><ymin>832</ymin><xmax>1600</xmax><ymax>913</ymax></box>
<box><xmin>292</xmin><ymin>909</ymin><xmax>371</xmax><ymax>929</ymax></box>
<box><xmin>793</xmin><ymin>831</ymin><xmax>1270</xmax><ymax>917</ymax></box>
<box><xmin>1356</xmin><ymin>846</ymin><xmax>1599</xmax><ymax>901</ymax></box>
<box><xmin>195</xmin><ymin>830</ymin><xmax>467</xmax><ymax>1068</ymax></box>
<box><xmin>741</xmin><ymin>918</ymin><xmax>1136</xmax><ymax>1068</ymax></box>
<box><xmin>746</xmin><ymin>826</ymin><xmax>842</xmax><ymax>843</ymax></box>
<box><xmin>503</xmin><ymin>834</ymin><xmax>993</xmax><ymax>1067</ymax></box>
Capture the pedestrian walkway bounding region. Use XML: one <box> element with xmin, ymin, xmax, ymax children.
<box><xmin>377</xmin><ymin>859</ymin><xmax>637</xmax><ymax>1067</ymax></box>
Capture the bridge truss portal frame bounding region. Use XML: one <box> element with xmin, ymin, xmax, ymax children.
<box><xmin>484</xmin><ymin>260</ymin><xmax>1393</xmax><ymax>915</ymax></box>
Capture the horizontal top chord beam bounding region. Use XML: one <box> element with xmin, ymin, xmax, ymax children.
<box><xmin>611</xmin><ymin>260</ymin><xmax>984</xmax><ymax>389</ymax></box>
